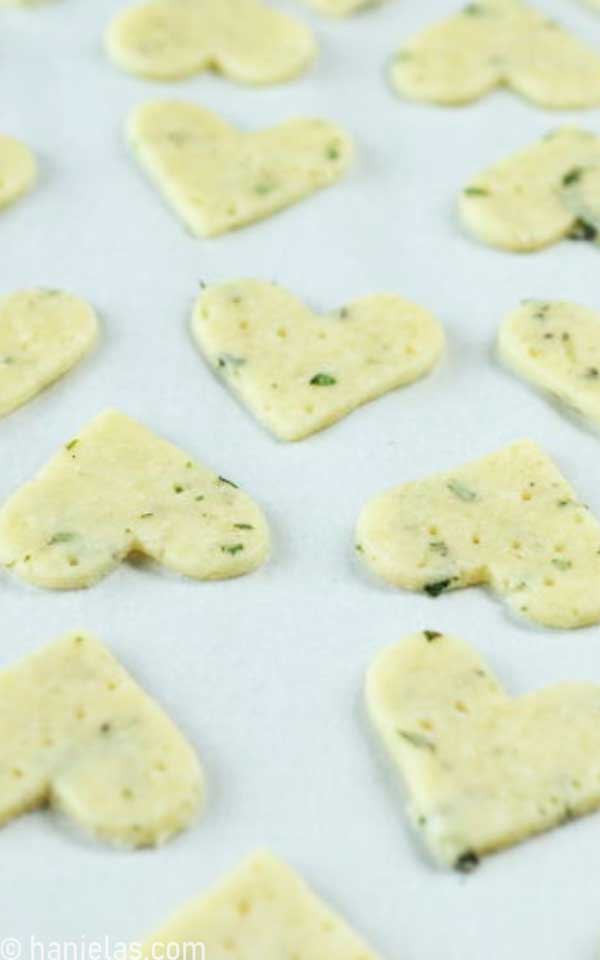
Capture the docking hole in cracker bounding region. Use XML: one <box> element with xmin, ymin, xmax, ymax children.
<box><xmin>107</xmin><ymin>0</ymin><xmax>316</xmax><ymax>84</ymax></box>
<box><xmin>0</xmin><ymin>289</ymin><xmax>98</xmax><ymax>418</ymax></box>
<box><xmin>135</xmin><ymin>851</ymin><xmax>383</xmax><ymax>959</ymax></box>
<box><xmin>368</xmin><ymin>631</ymin><xmax>600</xmax><ymax>869</ymax></box>
<box><xmin>499</xmin><ymin>299</ymin><xmax>600</xmax><ymax>429</ymax></box>
<box><xmin>460</xmin><ymin>128</ymin><xmax>600</xmax><ymax>252</ymax></box>
<box><xmin>391</xmin><ymin>0</ymin><xmax>600</xmax><ymax>109</ymax></box>
<box><xmin>0</xmin><ymin>409</ymin><xmax>270</xmax><ymax>589</ymax></box>
<box><xmin>357</xmin><ymin>439</ymin><xmax>600</xmax><ymax>628</ymax></box>
<box><xmin>0</xmin><ymin>631</ymin><xmax>203</xmax><ymax>848</ymax></box>
<box><xmin>128</xmin><ymin>101</ymin><xmax>353</xmax><ymax>238</ymax></box>
<box><xmin>192</xmin><ymin>279</ymin><xmax>444</xmax><ymax>441</ymax></box>
<box><xmin>0</xmin><ymin>135</ymin><xmax>36</xmax><ymax>211</ymax></box>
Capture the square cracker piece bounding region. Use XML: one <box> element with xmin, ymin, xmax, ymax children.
<box><xmin>136</xmin><ymin>851</ymin><xmax>382</xmax><ymax>960</ymax></box>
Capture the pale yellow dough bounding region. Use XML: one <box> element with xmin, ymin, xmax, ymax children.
<box><xmin>357</xmin><ymin>440</ymin><xmax>600</xmax><ymax>628</ymax></box>
<box><xmin>500</xmin><ymin>300</ymin><xmax>600</xmax><ymax>428</ymax></box>
<box><xmin>107</xmin><ymin>0</ymin><xmax>316</xmax><ymax>83</ymax></box>
<box><xmin>460</xmin><ymin>127</ymin><xmax>600</xmax><ymax>252</ymax></box>
<box><xmin>0</xmin><ymin>135</ymin><xmax>36</xmax><ymax>210</ymax></box>
<box><xmin>391</xmin><ymin>0</ymin><xmax>600</xmax><ymax>108</ymax></box>
<box><xmin>0</xmin><ymin>289</ymin><xmax>97</xmax><ymax>418</ymax></box>
<box><xmin>0</xmin><ymin>631</ymin><xmax>203</xmax><ymax>848</ymax></box>
<box><xmin>192</xmin><ymin>280</ymin><xmax>444</xmax><ymax>441</ymax></box>
<box><xmin>304</xmin><ymin>0</ymin><xmax>381</xmax><ymax>15</ymax></box>
<box><xmin>135</xmin><ymin>851</ymin><xmax>382</xmax><ymax>959</ymax></box>
<box><xmin>0</xmin><ymin>409</ymin><xmax>269</xmax><ymax>589</ymax></box>
<box><xmin>368</xmin><ymin>631</ymin><xmax>600</xmax><ymax>868</ymax></box>
<box><xmin>128</xmin><ymin>101</ymin><xmax>353</xmax><ymax>238</ymax></box>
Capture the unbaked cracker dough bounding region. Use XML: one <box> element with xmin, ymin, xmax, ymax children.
<box><xmin>499</xmin><ymin>300</ymin><xmax>600</xmax><ymax>428</ymax></box>
<box><xmin>107</xmin><ymin>0</ymin><xmax>316</xmax><ymax>83</ymax></box>
<box><xmin>357</xmin><ymin>439</ymin><xmax>600</xmax><ymax>628</ymax></box>
<box><xmin>0</xmin><ymin>289</ymin><xmax>97</xmax><ymax>418</ymax></box>
<box><xmin>192</xmin><ymin>279</ymin><xmax>444</xmax><ymax>441</ymax></box>
<box><xmin>367</xmin><ymin>631</ymin><xmax>600</xmax><ymax>868</ymax></box>
<box><xmin>0</xmin><ymin>135</ymin><xmax>36</xmax><ymax>210</ymax></box>
<box><xmin>136</xmin><ymin>851</ymin><xmax>383</xmax><ymax>959</ymax></box>
<box><xmin>0</xmin><ymin>631</ymin><xmax>203</xmax><ymax>848</ymax></box>
<box><xmin>0</xmin><ymin>409</ymin><xmax>269</xmax><ymax>589</ymax></box>
<box><xmin>303</xmin><ymin>0</ymin><xmax>382</xmax><ymax>15</ymax></box>
<box><xmin>460</xmin><ymin>127</ymin><xmax>600</xmax><ymax>252</ymax></box>
<box><xmin>128</xmin><ymin>101</ymin><xmax>352</xmax><ymax>237</ymax></box>
<box><xmin>391</xmin><ymin>0</ymin><xmax>600</xmax><ymax>109</ymax></box>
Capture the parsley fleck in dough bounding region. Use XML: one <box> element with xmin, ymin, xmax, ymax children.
<box><xmin>499</xmin><ymin>300</ymin><xmax>600</xmax><ymax>428</ymax></box>
<box><xmin>0</xmin><ymin>289</ymin><xmax>97</xmax><ymax>418</ymax></box>
<box><xmin>391</xmin><ymin>0</ymin><xmax>600</xmax><ymax>109</ymax></box>
<box><xmin>368</xmin><ymin>632</ymin><xmax>600</xmax><ymax>868</ymax></box>
<box><xmin>357</xmin><ymin>440</ymin><xmax>600</xmax><ymax>628</ymax></box>
<box><xmin>0</xmin><ymin>135</ymin><xmax>36</xmax><ymax>211</ymax></box>
<box><xmin>303</xmin><ymin>0</ymin><xmax>382</xmax><ymax>16</ymax></box>
<box><xmin>0</xmin><ymin>409</ymin><xmax>269</xmax><ymax>589</ymax></box>
<box><xmin>136</xmin><ymin>851</ymin><xmax>383</xmax><ymax>959</ymax></box>
<box><xmin>107</xmin><ymin>0</ymin><xmax>316</xmax><ymax>84</ymax></box>
<box><xmin>129</xmin><ymin>101</ymin><xmax>352</xmax><ymax>238</ymax></box>
<box><xmin>460</xmin><ymin>128</ymin><xmax>600</xmax><ymax>252</ymax></box>
<box><xmin>0</xmin><ymin>631</ymin><xmax>203</xmax><ymax>848</ymax></box>
<box><xmin>192</xmin><ymin>279</ymin><xmax>444</xmax><ymax>441</ymax></box>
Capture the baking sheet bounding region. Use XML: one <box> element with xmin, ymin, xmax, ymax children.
<box><xmin>2</xmin><ymin>0</ymin><xmax>600</xmax><ymax>956</ymax></box>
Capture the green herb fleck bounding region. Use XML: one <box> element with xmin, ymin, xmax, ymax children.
<box><xmin>552</xmin><ymin>557</ymin><xmax>572</xmax><ymax>571</ymax></box>
<box><xmin>48</xmin><ymin>532</ymin><xmax>76</xmax><ymax>545</ymax></box>
<box><xmin>424</xmin><ymin>578</ymin><xmax>453</xmax><ymax>598</ymax></box>
<box><xmin>140</xmin><ymin>512</ymin><xmax>154</xmax><ymax>519</ymax></box>
<box><xmin>585</xmin><ymin>367</ymin><xmax>599</xmax><ymax>379</ymax></box>
<box><xmin>464</xmin><ymin>186</ymin><xmax>489</xmax><ymax>197</ymax></box>
<box><xmin>562</xmin><ymin>167</ymin><xmax>583</xmax><ymax>187</ymax></box>
<box><xmin>399</xmin><ymin>730</ymin><xmax>436</xmax><ymax>751</ymax></box>
<box><xmin>234</xmin><ymin>523</ymin><xmax>254</xmax><ymax>530</ymax></box>
<box><xmin>310</xmin><ymin>373</ymin><xmax>337</xmax><ymax>386</ymax></box>
<box><xmin>326</xmin><ymin>143</ymin><xmax>340</xmax><ymax>160</ymax></box>
<box><xmin>173</xmin><ymin>484</ymin><xmax>184</xmax><ymax>494</ymax></box>
<box><xmin>455</xmin><ymin>851</ymin><xmax>480</xmax><ymax>874</ymax></box>
<box><xmin>448</xmin><ymin>480</ymin><xmax>477</xmax><ymax>502</ymax></box>
<box><xmin>424</xmin><ymin>630</ymin><xmax>442</xmax><ymax>642</ymax></box>
<box><xmin>255</xmin><ymin>182</ymin><xmax>276</xmax><ymax>195</ymax></box>
<box><xmin>217</xmin><ymin>354</ymin><xmax>246</xmax><ymax>371</ymax></box>
<box><xmin>567</xmin><ymin>219</ymin><xmax>598</xmax><ymax>243</ymax></box>
<box><xmin>65</xmin><ymin>439</ymin><xmax>79</xmax><ymax>451</ymax></box>
<box><xmin>221</xmin><ymin>543</ymin><xmax>244</xmax><ymax>556</ymax></box>
<box><xmin>429</xmin><ymin>540</ymin><xmax>448</xmax><ymax>556</ymax></box>
<box><xmin>219</xmin><ymin>476</ymin><xmax>238</xmax><ymax>488</ymax></box>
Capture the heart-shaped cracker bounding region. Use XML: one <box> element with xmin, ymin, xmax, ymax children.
<box><xmin>391</xmin><ymin>0</ymin><xmax>600</xmax><ymax>108</ymax></box>
<box><xmin>192</xmin><ymin>280</ymin><xmax>444</xmax><ymax>441</ymax></box>
<box><xmin>368</xmin><ymin>631</ymin><xmax>600</xmax><ymax>869</ymax></box>
<box><xmin>0</xmin><ymin>289</ymin><xmax>97</xmax><ymax>418</ymax></box>
<box><xmin>357</xmin><ymin>439</ymin><xmax>600</xmax><ymax>628</ymax></box>
<box><xmin>0</xmin><ymin>409</ymin><xmax>269</xmax><ymax>589</ymax></box>
<box><xmin>107</xmin><ymin>0</ymin><xmax>316</xmax><ymax>83</ymax></box>
<box><xmin>128</xmin><ymin>101</ymin><xmax>353</xmax><ymax>238</ymax></box>
<box><xmin>137</xmin><ymin>851</ymin><xmax>383</xmax><ymax>959</ymax></box>
<box><xmin>0</xmin><ymin>135</ymin><xmax>36</xmax><ymax>211</ymax></box>
<box><xmin>460</xmin><ymin>127</ymin><xmax>600</xmax><ymax>252</ymax></box>
<box><xmin>499</xmin><ymin>300</ymin><xmax>600</xmax><ymax>428</ymax></box>
<box><xmin>0</xmin><ymin>631</ymin><xmax>203</xmax><ymax>848</ymax></box>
